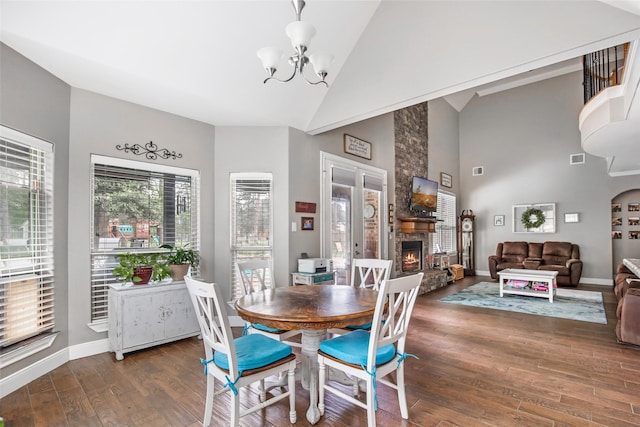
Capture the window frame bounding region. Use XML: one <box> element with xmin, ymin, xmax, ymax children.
<box><xmin>230</xmin><ymin>172</ymin><xmax>273</xmax><ymax>301</ymax></box>
<box><xmin>0</xmin><ymin>125</ymin><xmax>56</xmax><ymax>352</ymax></box>
<box><xmin>432</xmin><ymin>190</ymin><xmax>457</xmax><ymax>255</ymax></box>
<box><xmin>89</xmin><ymin>155</ymin><xmax>200</xmax><ymax>323</ymax></box>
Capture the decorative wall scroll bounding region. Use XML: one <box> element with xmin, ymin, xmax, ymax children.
<box><xmin>116</xmin><ymin>141</ymin><xmax>182</xmax><ymax>160</ymax></box>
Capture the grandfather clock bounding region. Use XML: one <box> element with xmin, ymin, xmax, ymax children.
<box><xmin>458</xmin><ymin>210</ymin><xmax>476</xmax><ymax>276</ymax></box>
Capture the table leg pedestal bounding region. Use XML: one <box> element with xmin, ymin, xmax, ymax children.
<box><xmin>301</xmin><ymin>329</ymin><xmax>327</xmax><ymax>424</ymax></box>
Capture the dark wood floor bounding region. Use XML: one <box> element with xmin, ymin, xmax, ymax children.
<box><xmin>3</xmin><ymin>276</ymin><xmax>640</xmax><ymax>426</ymax></box>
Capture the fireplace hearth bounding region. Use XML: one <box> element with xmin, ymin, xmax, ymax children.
<box><xmin>401</xmin><ymin>241</ymin><xmax>422</xmax><ymax>272</ymax></box>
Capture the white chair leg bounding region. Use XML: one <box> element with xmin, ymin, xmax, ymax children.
<box><xmin>318</xmin><ymin>357</ymin><xmax>326</xmax><ymax>415</ymax></box>
<box><xmin>259</xmin><ymin>378</ymin><xmax>266</xmax><ymax>401</ymax></box>
<box><xmin>288</xmin><ymin>364</ymin><xmax>297</xmax><ymax>423</ymax></box>
<box><xmin>365</xmin><ymin>376</ymin><xmax>376</xmax><ymax>427</ymax></box>
<box><xmin>203</xmin><ymin>374</ymin><xmax>214</xmax><ymax>427</ymax></box>
<box><xmin>397</xmin><ymin>364</ymin><xmax>409</xmax><ymax>419</ymax></box>
<box><xmin>231</xmin><ymin>393</ymin><xmax>240</xmax><ymax>427</ymax></box>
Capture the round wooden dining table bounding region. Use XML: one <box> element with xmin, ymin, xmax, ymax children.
<box><xmin>235</xmin><ymin>284</ymin><xmax>379</xmax><ymax>425</ymax></box>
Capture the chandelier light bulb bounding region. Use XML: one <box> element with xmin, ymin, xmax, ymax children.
<box><xmin>309</xmin><ymin>52</ymin><xmax>333</xmax><ymax>76</ymax></box>
<box><xmin>257</xmin><ymin>47</ymin><xmax>284</xmax><ymax>75</ymax></box>
<box><xmin>286</xmin><ymin>20</ymin><xmax>316</xmax><ymax>52</ymax></box>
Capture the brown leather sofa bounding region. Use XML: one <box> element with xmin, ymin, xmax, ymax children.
<box><xmin>614</xmin><ymin>261</ymin><xmax>640</xmax><ymax>347</ymax></box>
<box><xmin>488</xmin><ymin>241</ymin><xmax>582</xmax><ymax>287</ymax></box>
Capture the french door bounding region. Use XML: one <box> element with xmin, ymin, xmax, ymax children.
<box><xmin>320</xmin><ymin>153</ymin><xmax>387</xmax><ymax>286</ymax></box>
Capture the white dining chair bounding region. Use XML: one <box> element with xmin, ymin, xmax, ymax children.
<box><xmin>351</xmin><ymin>258</ymin><xmax>394</xmax><ymax>291</ymax></box>
<box><xmin>328</xmin><ymin>258</ymin><xmax>393</xmax><ymax>336</ymax></box>
<box><xmin>236</xmin><ymin>260</ymin><xmax>302</xmax><ymax>347</ymax></box>
<box><xmin>184</xmin><ymin>276</ymin><xmax>297</xmax><ymax>427</ymax></box>
<box><xmin>317</xmin><ymin>272</ymin><xmax>424</xmax><ymax>427</ymax></box>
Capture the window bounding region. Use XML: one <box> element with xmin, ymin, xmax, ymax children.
<box><xmin>432</xmin><ymin>191</ymin><xmax>457</xmax><ymax>254</ymax></box>
<box><xmin>90</xmin><ymin>155</ymin><xmax>200</xmax><ymax>322</ymax></box>
<box><xmin>0</xmin><ymin>126</ymin><xmax>55</xmax><ymax>348</ymax></box>
<box><xmin>230</xmin><ymin>173</ymin><xmax>272</xmax><ymax>300</ymax></box>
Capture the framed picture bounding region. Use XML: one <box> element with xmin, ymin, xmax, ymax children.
<box><xmin>494</xmin><ymin>215</ymin><xmax>505</xmax><ymax>226</ymax></box>
<box><xmin>612</xmin><ymin>231</ymin><xmax>622</xmax><ymax>239</ymax></box>
<box><xmin>343</xmin><ymin>134</ymin><xmax>371</xmax><ymax>160</ymax></box>
<box><xmin>301</xmin><ymin>217</ymin><xmax>314</xmax><ymax>231</ymax></box>
<box><xmin>612</xmin><ymin>203</ymin><xmax>622</xmax><ymax>213</ymax></box>
<box><xmin>512</xmin><ymin>203</ymin><xmax>556</xmax><ymax>233</ymax></box>
<box><xmin>630</xmin><ymin>231</ymin><xmax>640</xmax><ymax>239</ymax></box>
<box><xmin>629</xmin><ymin>203</ymin><xmax>640</xmax><ymax>212</ymax></box>
<box><xmin>629</xmin><ymin>217</ymin><xmax>640</xmax><ymax>226</ymax></box>
<box><xmin>440</xmin><ymin>172</ymin><xmax>452</xmax><ymax>188</ymax></box>
<box><xmin>564</xmin><ymin>213</ymin><xmax>579</xmax><ymax>223</ymax></box>
<box><xmin>612</xmin><ymin>217</ymin><xmax>622</xmax><ymax>226</ymax></box>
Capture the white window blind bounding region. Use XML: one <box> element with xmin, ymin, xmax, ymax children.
<box><xmin>90</xmin><ymin>156</ymin><xmax>200</xmax><ymax>322</ymax></box>
<box><xmin>0</xmin><ymin>126</ymin><xmax>55</xmax><ymax>348</ymax></box>
<box><xmin>230</xmin><ymin>173</ymin><xmax>273</xmax><ymax>301</ymax></box>
<box><xmin>433</xmin><ymin>191</ymin><xmax>457</xmax><ymax>254</ymax></box>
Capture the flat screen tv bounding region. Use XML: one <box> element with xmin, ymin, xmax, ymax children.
<box><xmin>410</xmin><ymin>176</ymin><xmax>438</xmax><ymax>217</ymax></box>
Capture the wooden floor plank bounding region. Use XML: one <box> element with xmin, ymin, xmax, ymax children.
<box><xmin>2</xmin><ymin>277</ymin><xmax>640</xmax><ymax>426</ymax></box>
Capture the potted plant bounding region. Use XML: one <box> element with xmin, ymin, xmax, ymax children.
<box><xmin>160</xmin><ymin>243</ymin><xmax>199</xmax><ymax>280</ymax></box>
<box><xmin>113</xmin><ymin>252</ymin><xmax>171</xmax><ymax>285</ymax></box>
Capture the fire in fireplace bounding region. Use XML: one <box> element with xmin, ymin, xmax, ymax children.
<box><xmin>402</xmin><ymin>241</ymin><xmax>422</xmax><ymax>272</ymax></box>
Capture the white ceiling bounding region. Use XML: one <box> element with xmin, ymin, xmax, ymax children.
<box><xmin>1</xmin><ymin>0</ymin><xmax>640</xmax><ymax>136</ymax></box>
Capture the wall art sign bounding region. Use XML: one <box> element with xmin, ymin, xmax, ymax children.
<box><xmin>440</xmin><ymin>172</ymin><xmax>452</xmax><ymax>188</ymax></box>
<box><xmin>295</xmin><ymin>201</ymin><xmax>317</xmax><ymax>213</ymax></box>
<box><xmin>343</xmin><ymin>134</ymin><xmax>371</xmax><ymax>160</ymax></box>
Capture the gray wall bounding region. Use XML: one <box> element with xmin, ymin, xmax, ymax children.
<box><xmin>68</xmin><ymin>89</ymin><xmax>215</xmax><ymax>345</ymax></box>
<box><xmin>311</xmin><ymin>112</ymin><xmax>396</xmax><ymax>259</ymax></box>
<box><xmin>428</xmin><ymin>99</ymin><xmax>460</xmax><ymax>196</ymax></box>
<box><xmin>458</xmin><ymin>71</ymin><xmax>639</xmax><ymax>283</ymax></box>
<box><xmin>213</xmin><ymin>126</ymin><xmax>290</xmax><ymax>304</ymax></box>
<box><xmin>0</xmin><ymin>43</ymin><xmax>71</xmax><ymax>376</ymax></box>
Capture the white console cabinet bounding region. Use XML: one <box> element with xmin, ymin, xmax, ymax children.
<box><xmin>108</xmin><ymin>281</ymin><xmax>199</xmax><ymax>360</ymax></box>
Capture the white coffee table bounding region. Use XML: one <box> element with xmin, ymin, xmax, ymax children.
<box><xmin>498</xmin><ymin>268</ymin><xmax>558</xmax><ymax>303</ymax></box>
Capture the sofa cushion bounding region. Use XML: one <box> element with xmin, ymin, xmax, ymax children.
<box><xmin>497</xmin><ymin>262</ymin><xmax>525</xmax><ymax>271</ymax></box>
<box><xmin>501</xmin><ymin>242</ymin><xmax>529</xmax><ymax>263</ymax></box>
<box><xmin>528</xmin><ymin>242</ymin><xmax>543</xmax><ymax>258</ymax></box>
<box><xmin>542</xmin><ymin>242</ymin><xmax>572</xmax><ymax>265</ymax></box>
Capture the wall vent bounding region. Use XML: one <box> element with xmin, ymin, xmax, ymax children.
<box><xmin>472</xmin><ymin>166</ymin><xmax>484</xmax><ymax>176</ymax></box>
<box><xmin>570</xmin><ymin>153</ymin><xmax>585</xmax><ymax>165</ymax></box>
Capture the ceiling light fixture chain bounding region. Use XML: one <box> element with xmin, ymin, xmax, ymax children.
<box><xmin>257</xmin><ymin>0</ymin><xmax>333</xmax><ymax>87</ymax></box>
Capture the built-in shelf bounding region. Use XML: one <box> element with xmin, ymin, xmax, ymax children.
<box><xmin>398</xmin><ymin>217</ymin><xmax>437</xmax><ymax>233</ymax></box>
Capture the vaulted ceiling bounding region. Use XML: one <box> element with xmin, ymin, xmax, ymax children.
<box><xmin>2</xmin><ymin>0</ymin><xmax>640</xmax><ymax>136</ymax></box>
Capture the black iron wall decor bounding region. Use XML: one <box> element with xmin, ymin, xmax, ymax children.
<box><xmin>116</xmin><ymin>141</ymin><xmax>182</xmax><ymax>160</ymax></box>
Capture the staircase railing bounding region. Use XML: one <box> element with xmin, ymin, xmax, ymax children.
<box><xmin>582</xmin><ymin>43</ymin><xmax>629</xmax><ymax>104</ymax></box>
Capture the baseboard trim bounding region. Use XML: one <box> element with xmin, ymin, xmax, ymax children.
<box><xmin>0</xmin><ymin>348</ymin><xmax>68</xmax><ymax>399</ymax></box>
<box><xmin>0</xmin><ymin>338</ymin><xmax>111</xmax><ymax>399</ymax></box>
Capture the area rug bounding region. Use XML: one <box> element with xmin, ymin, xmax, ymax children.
<box><xmin>439</xmin><ymin>282</ymin><xmax>607</xmax><ymax>324</ymax></box>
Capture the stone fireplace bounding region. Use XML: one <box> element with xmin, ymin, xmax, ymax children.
<box><xmin>401</xmin><ymin>241</ymin><xmax>422</xmax><ymax>272</ymax></box>
<box><xmin>393</xmin><ymin>103</ymin><xmax>448</xmax><ymax>294</ymax></box>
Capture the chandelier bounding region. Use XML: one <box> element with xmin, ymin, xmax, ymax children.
<box><xmin>257</xmin><ymin>0</ymin><xmax>333</xmax><ymax>86</ymax></box>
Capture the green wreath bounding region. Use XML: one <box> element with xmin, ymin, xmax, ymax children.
<box><xmin>521</xmin><ymin>207</ymin><xmax>546</xmax><ymax>229</ymax></box>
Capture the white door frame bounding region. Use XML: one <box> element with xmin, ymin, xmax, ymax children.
<box><xmin>320</xmin><ymin>152</ymin><xmax>388</xmax><ymax>261</ymax></box>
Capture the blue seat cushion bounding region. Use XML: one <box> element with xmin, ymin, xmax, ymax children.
<box><xmin>320</xmin><ymin>329</ymin><xmax>395</xmax><ymax>366</ymax></box>
<box><xmin>252</xmin><ymin>323</ymin><xmax>285</xmax><ymax>333</ymax></box>
<box><xmin>346</xmin><ymin>321</ymin><xmax>372</xmax><ymax>330</ymax></box>
<box><xmin>214</xmin><ymin>334</ymin><xmax>292</xmax><ymax>371</ymax></box>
